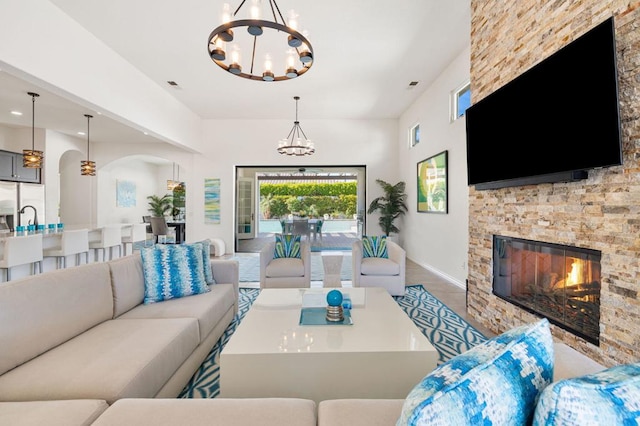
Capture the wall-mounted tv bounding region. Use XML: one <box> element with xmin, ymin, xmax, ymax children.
<box><xmin>465</xmin><ymin>17</ymin><xmax>622</xmax><ymax>190</ymax></box>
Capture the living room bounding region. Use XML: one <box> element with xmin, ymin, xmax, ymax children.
<box><xmin>1</xmin><ymin>0</ymin><xmax>640</xmax><ymax>423</ymax></box>
<box><xmin>1</xmin><ymin>0</ymin><xmax>638</xmax><ymax>362</ymax></box>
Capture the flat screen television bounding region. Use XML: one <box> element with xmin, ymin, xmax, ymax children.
<box><xmin>465</xmin><ymin>17</ymin><xmax>622</xmax><ymax>190</ymax></box>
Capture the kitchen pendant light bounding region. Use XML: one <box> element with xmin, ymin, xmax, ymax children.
<box><xmin>22</xmin><ymin>92</ymin><xmax>43</xmax><ymax>168</ymax></box>
<box><xmin>80</xmin><ymin>114</ymin><xmax>96</xmax><ymax>176</ymax></box>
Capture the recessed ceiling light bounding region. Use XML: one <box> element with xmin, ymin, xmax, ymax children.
<box><xmin>10</xmin><ymin>110</ymin><xmax>22</xmax><ymax>116</ymax></box>
<box><xmin>167</xmin><ymin>81</ymin><xmax>178</xmax><ymax>87</ymax></box>
<box><xmin>77</xmin><ymin>131</ymin><xmax>86</xmax><ymax>136</ymax></box>
<box><xmin>143</xmin><ymin>131</ymin><xmax>149</xmax><ymax>135</ymax></box>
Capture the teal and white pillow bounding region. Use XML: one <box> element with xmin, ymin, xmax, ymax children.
<box><xmin>193</xmin><ymin>239</ymin><xmax>215</xmax><ymax>284</ymax></box>
<box><xmin>397</xmin><ymin>318</ymin><xmax>554</xmax><ymax>426</ymax></box>
<box><xmin>140</xmin><ymin>244</ymin><xmax>210</xmax><ymax>304</ymax></box>
<box><xmin>533</xmin><ymin>362</ymin><xmax>640</xmax><ymax>425</ymax></box>
<box><xmin>274</xmin><ymin>234</ymin><xmax>301</xmax><ymax>259</ymax></box>
<box><xmin>362</xmin><ymin>235</ymin><xmax>388</xmax><ymax>258</ymax></box>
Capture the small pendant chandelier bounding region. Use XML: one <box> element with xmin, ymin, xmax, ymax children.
<box><xmin>277</xmin><ymin>96</ymin><xmax>314</xmax><ymax>156</ymax></box>
<box><xmin>80</xmin><ymin>114</ymin><xmax>96</xmax><ymax>176</ymax></box>
<box><xmin>22</xmin><ymin>92</ymin><xmax>43</xmax><ymax>169</ymax></box>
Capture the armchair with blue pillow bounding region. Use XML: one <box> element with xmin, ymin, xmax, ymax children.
<box><xmin>259</xmin><ymin>234</ymin><xmax>311</xmax><ymax>289</ymax></box>
<box><xmin>352</xmin><ymin>235</ymin><xmax>406</xmax><ymax>296</ymax></box>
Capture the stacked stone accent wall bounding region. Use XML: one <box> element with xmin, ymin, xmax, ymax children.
<box><xmin>468</xmin><ymin>1</ymin><xmax>640</xmax><ymax>366</ymax></box>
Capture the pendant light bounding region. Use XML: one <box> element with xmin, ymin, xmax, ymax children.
<box><xmin>80</xmin><ymin>114</ymin><xmax>96</xmax><ymax>176</ymax></box>
<box><xmin>22</xmin><ymin>92</ymin><xmax>43</xmax><ymax>168</ymax></box>
<box><xmin>167</xmin><ymin>162</ymin><xmax>180</xmax><ymax>190</ymax></box>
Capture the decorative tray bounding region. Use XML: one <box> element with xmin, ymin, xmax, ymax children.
<box><xmin>299</xmin><ymin>307</ymin><xmax>353</xmax><ymax>326</ymax></box>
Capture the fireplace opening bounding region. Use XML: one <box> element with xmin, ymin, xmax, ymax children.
<box><xmin>492</xmin><ymin>235</ymin><xmax>601</xmax><ymax>345</ymax></box>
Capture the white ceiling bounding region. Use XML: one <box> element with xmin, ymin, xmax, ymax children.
<box><xmin>0</xmin><ymin>0</ymin><xmax>470</xmax><ymax>145</ymax></box>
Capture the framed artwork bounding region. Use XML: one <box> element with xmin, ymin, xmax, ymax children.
<box><xmin>116</xmin><ymin>179</ymin><xmax>136</xmax><ymax>207</ymax></box>
<box><xmin>204</xmin><ymin>178</ymin><xmax>221</xmax><ymax>224</ymax></box>
<box><xmin>417</xmin><ymin>150</ymin><xmax>448</xmax><ymax>213</ymax></box>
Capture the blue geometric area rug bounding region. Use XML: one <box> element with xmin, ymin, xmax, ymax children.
<box><xmin>179</xmin><ymin>285</ymin><xmax>486</xmax><ymax>398</ymax></box>
<box><xmin>393</xmin><ymin>285</ymin><xmax>487</xmax><ymax>365</ymax></box>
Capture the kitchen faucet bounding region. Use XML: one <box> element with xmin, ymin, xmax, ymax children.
<box><xmin>19</xmin><ymin>205</ymin><xmax>38</xmax><ymax>228</ymax></box>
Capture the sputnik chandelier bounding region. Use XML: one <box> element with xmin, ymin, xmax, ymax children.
<box><xmin>278</xmin><ymin>96</ymin><xmax>314</xmax><ymax>156</ymax></box>
<box><xmin>207</xmin><ymin>0</ymin><xmax>314</xmax><ymax>81</ymax></box>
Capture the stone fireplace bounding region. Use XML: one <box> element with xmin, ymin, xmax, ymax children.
<box><xmin>468</xmin><ymin>2</ymin><xmax>640</xmax><ymax>367</ymax></box>
<box><xmin>492</xmin><ymin>236</ymin><xmax>601</xmax><ymax>345</ymax></box>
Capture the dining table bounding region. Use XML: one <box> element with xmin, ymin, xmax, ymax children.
<box><xmin>283</xmin><ymin>218</ymin><xmax>320</xmax><ymax>239</ymax></box>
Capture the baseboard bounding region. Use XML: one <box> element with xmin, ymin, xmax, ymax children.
<box><xmin>407</xmin><ymin>257</ymin><xmax>466</xmax><ymax>289</ymax></box>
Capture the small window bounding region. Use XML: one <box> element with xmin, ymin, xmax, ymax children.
<box><xmin>409</xmin><ymin>123</ymin><xmax>420</xmax><ymax>147</ymax></box>
<box><xmin>451</xmin><ymin>81</ymin><xmax>471</xmax><ymax>122</ymax></box>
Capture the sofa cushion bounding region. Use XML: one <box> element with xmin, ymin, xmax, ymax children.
<box><xmin>318</xmin><ymin>399</ymin><xmax>404</xmax><ymax>426</ymax></box>
<box><xmin>0</xmin><ymin>262</ymin><xmax>113</xmax><ymax>376</ymax></box>
<box><xmin>360</xmin><ymin>257</ymin><xmax>400</xmax><ymax>276</ymax></box>
<box><xmin>362</xmin><ymin>235</ymin><xmax>388</xmax><ymax>258</ymax></box>
<box><xmin>397</xmin><ymin>318</ymin><xmax>554</xmax><ymax>426</ymax></box>
<box><xmin>118</xmin><ymin>283</ymin><xmax>236</xmax><ymax>343</ymax></box>
<box><xmin>533</xmin><ymin>362</ymin><xmax>640</xmax><ymax>425</ymax></box>
<box><xmin>141</xmin><ymin>244</ymin><xmax>210</xmax><ymax>304</ymax></box>
<box><xmin>92</xmin><ymin>398</ymin><xmax>317</xmax><ymax>426</ymax></box>
<box><xmin>274</xmin><ymin>234</ymin><xmax>301</xmax><ymax>259</ymax></box>
<box><xmin>0</xmin><ymin>400</ymin><xmax>108</xmax><ymax>426</ymax></box>
<box><xmin>109</xmin><ymin>253</ymin><xmax>145</xmax><ymax>317</ymax></box>
<box><xmin>266</xmin><ymin>257</ymin><xmax>305</xmax><ymax>278</ymax></box>
<box><xmin>0</xmin><ymin>318</ymin><xmax>199</xmax><ymax>404</ymax></box>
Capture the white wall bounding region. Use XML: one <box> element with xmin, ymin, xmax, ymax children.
<box><xmin>398</xmin><ymin>47</ymin><xmax>470</xmax><ymax>286</ymax></box>
<box><xmin>195</xmin><ymin>118</ymin><xmax>399</xmax><ymax>249</ymax></box>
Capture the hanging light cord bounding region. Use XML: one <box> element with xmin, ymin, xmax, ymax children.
<box><xmin>85</xmin><ymin>114</ymin><xmax>93</xmax><ymax>160</ymax></box>
<box><xmin>29</xmin><ymin>92</ymin><xmax>39</xmax><ymax>150</ymax></box>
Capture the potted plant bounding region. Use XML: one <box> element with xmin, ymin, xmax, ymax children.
<box><xmin>367</xmin><ymin>179</ymin><xmax>408</xmax><ymax>237</ymax></box>
<box><xmin>146</xmin><ymin>194</ymin><xmax>173</xmax><ymax>217</ymax></box>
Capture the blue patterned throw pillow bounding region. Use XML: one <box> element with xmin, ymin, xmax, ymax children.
<box><xmin>362</xmin><ymin>235</ymin><xmax>388</xmax><ymax>258</ymax></box>
<box><xmin>273</xmin><ymin>234</ymin><xmax>301</xmax><ymax>259</ymax></box>
<box><xmin>193</xmin><ymin>239</ymin><xmax>215</xmax><ymax>284</ymax></box>
<box><xmin>140</xmin><ymin>244</ymin><xmax>210</xmax><ymax>304</ymax></box>
<box><xmin>397</xmin><ymin>318</ymin><xmax>554</xmax><ymax>426</ymax></box>
<box><xmin>533</xmin><ymin>362</ymin><xmax>640</xmax><ymax>425</ymax></box>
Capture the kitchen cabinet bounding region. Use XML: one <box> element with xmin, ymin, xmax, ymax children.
<box><xmin>0</xmin><ymin>150</ymin><xmax>41</xmax><ymax>184</ymax></box>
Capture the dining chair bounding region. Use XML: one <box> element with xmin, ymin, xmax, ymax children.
<box><xmin>121</xmin><ymin>223</ymin><xmax>148</xmax><ymax>255</ymax></box>
<box><xmin>0</xmin><ymin>233</ymin><xmax>43</xmax><ymax>281</ymax></box>
<box><xmin>291</xmin><ymin>219</ymin><xmax>310</xmax><ymax>241</ymax></box>
<box><xmin>89</xmin><ymin>225</ymin><xmax>123</xmax><ymax>262</ymax></box>
<box><xmin>149</xmin><ymin>217</ymin><xmax>177</xmax><ymax>244</ymax></box>
<box><xmin>43</xmin><ymin>228</ymin><xmax>90</xmax><ymax>269</ymax></box>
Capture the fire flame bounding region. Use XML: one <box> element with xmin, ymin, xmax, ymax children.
<box><xmin>566</xmin><ymin>260</ymin><xmax>584</xmax><ymax>287</ymax></box>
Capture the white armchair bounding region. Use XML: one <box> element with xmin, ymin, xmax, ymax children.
<box><xmin>260</xmin><ymin>240</ymin><xmax>311</xmax><ymax>289</ymax></box>
<box><xmin>352</xmin><ymin>239</ymin><xmax>406</xmax><ymax>296</ymax></box>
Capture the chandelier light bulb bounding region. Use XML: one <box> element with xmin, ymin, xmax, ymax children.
<box><xmin>221</xmin><ymin>3</ymin><xmax>232</xmax><ymax>23</ymax></box>
<box><xmin>288</xmin><ymin>10</ymin><xmax>298</xmax><ymax>30</ymax></box>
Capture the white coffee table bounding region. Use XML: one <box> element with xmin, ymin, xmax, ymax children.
<box><xmin>220</xmin><ymin>287</ymin><xmax>437</xmax><ymax>402</ymax></box>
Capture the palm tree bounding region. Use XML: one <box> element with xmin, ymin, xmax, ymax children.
<box><xmin>367</xmin><ymin>179</ymin><xmax>408</xmax><ymax>237</ymax></box>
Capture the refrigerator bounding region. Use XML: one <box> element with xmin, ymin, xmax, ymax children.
<box><xmin>0</xmin><ymin>181</ymin><xmax>45</xmax><ymax>232</ymax></box>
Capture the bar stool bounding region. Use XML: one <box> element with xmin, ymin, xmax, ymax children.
<box><xmin>89</xmin><ymin>225</ymin><xmax>122</xmax><ymax>262</ymax></box>
<box><xmin>0</xmin><ymin>233</ymin><xmax>43</xmax><ymax>281</ymax></box>
<box><xmin>121</xmin><ymin>223</ymin><xmax>148</xmax><ymax>256</ymax></box>
<box><xmin>43</xmin><ymin>229</ymin><xmax>90</xmax><ymax>269</ymax></box>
